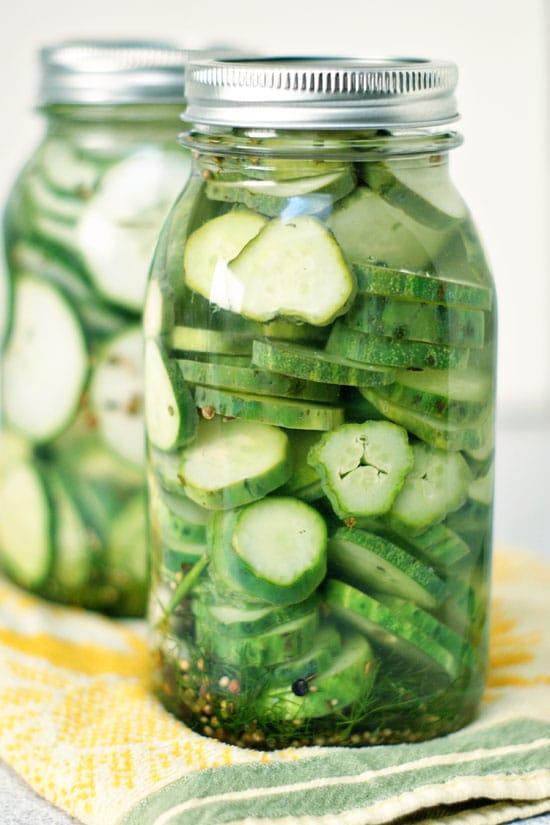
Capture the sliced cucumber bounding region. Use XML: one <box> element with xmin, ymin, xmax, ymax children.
<box><xmin>193</xmin><ymin>385</ymin><xmax>344</xmax><ymax>431</ymax></box>
<box><xmin>376</xmin><ymin>595</ymin><xmax>476</xmax><ymax>672</ymax></box>
<box><xmin>353</xmin><ymin>262</ymin><xmax>493</xmax><ymax>310</ymax></box>
<box><xmin>361</xmin><ymin>389</ymin><xmax>491</xmax><ymax>452</ymax></box>
<box><xmin>89</xmin><ymin>325</ymin><xmax>145</xmax><ymax>467</ymax></box>
<box><xmin>388</xmin><ymin>442</ymin><xmax>471</xmax><ymax>533</ymax></box>
<box><xmin>324</xmin><ymin>580</ymin><xmax>457</xmax><ymax>681</ymax></box>
<box><xmin>258</xmin><ymin>630</ymin><xmax>375</xmax><ymax>720</ymax></box>
<box><xmin>366</xmin><ymin>365</ymin><xmax>491</xmax><ymax>425</ymax></box>
<box><xmin>327</xmin><ymin>528</ymin><xmax>445</xmax><ymax>609</ymax></box>
<box><xmin>364</xmin><ymin>160</ymin><xmax>467</xmax><ymax>229</ymax></box>
<box><xmin>179</xmin><ymin>418</ymin><xmax>291</xmax><ymax>509</ymax></box>
<box><xmin>176</xmin><ymin>355</ymin><xmax>339</xmax><ymax>402</ymax></box>
<box><xmin>152</xmin><ymin>447</ymin><xmax>186</xmax><ymax>495</ymax></box>
<box><xmin>158</xmin><ymin>490</ymin><xmax>211</xmax><ymax>542</ymax></box>
<box><xmin>468</xmin><ymin>462</ymin><xmax>494</xmax><ymax>506</ymax></box>
<box><xmin>224</xmin><ymin>215</ymin><xmax>355</xmax><ymax>325</ymax></box>
<box><xmin>39</xmin><ymin>137</ymin><xmax>100</xmax><ymax>196</ymax></box>
<box><xmin>307</xmin><ymin>420</ymin><xmax>413</xmax><ymax>519</ymax></box>
<box><xmin>197</xmin><ymin>606</ymin><xmax>320</xmax><ymax>667</ymax></box>
<box><xmin>278</xmin><ymin>429</ymin><xmax>323</xmax><ymax>498</ymax></box>
<box><xmin>171</xmin><ymin>325</ymin><xmax>253</xmax><ymax>356</ymax></box>
<box><xmin>230</xmin><ymin>496</ymin><xmax>327</xmax><ymax>605</ymax></box>
<box><xmin>78</xmin><ymin>148</ymin><xmax>191</xmax><ymax>311</ymax></box>
<box><xmin>193</xmin><ymin>592</ymin><xmax>320</xmax><ymax>639</ymax></box>
<box><xmin>3</xmin><ymin>275</ymin><xmax>89</xmax><ymax>442</ymax></box>
<box><xmin>269</xmin><ymin>624</ymin><xmax>342</xmax><ymax>686</ymax></box>
<box><xmin>183</xmin><ymin>209</ymin><xmax>268</xmax><ymax>305</ymax></box>
<box><xmin>205</xmin><ymin>167</ymin><xmax>356</xmax><ymax>217</ymax></box>
<box><xmin>26</xmin><ymin>173</ymin><xmax>85</xmax><ymax>225</ymax></box>
<box><xmin>145</xmin><ymin>340</ymin><xmax>198</xmax><ymax>452</ymax></box>
<box><xmin>48</xmin><ymin>470</ymin><xmax>94</xmax><ymax>590</ymax></box>
<box><xmin>345</xmin><ymin>294</ymin><xmax>485</xmax><ymax>349</ymax></box>
<box><xmin>143</xmin><ymin>277</ymin><xmax>175</xmax><ymax>341</ymax></box>
<box><xmin>107</xmin><ymin>493</ymin><xmax>148</xmax><ymax>615</ymax></box>
<box><xmin>327</xmin><ymin>187</ymin><xmax>435</xmax><ymax>273</ymax></box>
<box><xmin>252</xmin><ymin>338</ymin><xmax>394</xmax><ymax>387</ymax></box>
<box><xmin>389</xmin><ymin>522</ymin><xmax>471</xmax><ymax>571</ymax></box>
<box><xmin>0</xmin><ymin>460</ymin><xmax>53</xmax><ymax>589</ymax></box>
<box><xmin>326</xmin><ymin>323</ymin><xmax>471</xmax><ymax>370</ymax></box>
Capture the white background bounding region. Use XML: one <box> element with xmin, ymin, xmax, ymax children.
<box><xmin>0</xmin><ymin>0</ymin><xmax>549</xmax><ymax>556</ymax></box>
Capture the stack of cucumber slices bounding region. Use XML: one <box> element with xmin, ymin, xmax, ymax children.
<box><xmin>0</xmin><ymin>137</ymin><xmax>191</xmax><ymax>614</ymax></box>
<box><xmin>146</xmin><ymin>152</ymin><xmax>495</xmax><ymax>747</ymax></box>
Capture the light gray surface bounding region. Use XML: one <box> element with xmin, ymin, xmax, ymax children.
<box><xmin>0</xmin><ymin>761</ymin><xmax>79</xmax><ymax>824</ymax></box>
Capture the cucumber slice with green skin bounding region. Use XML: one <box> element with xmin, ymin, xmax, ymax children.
<box><xmin>144</xmin><ymin>278</ymin><xmax>175</xmax><ymax>341</ymax></box>
<box><xmin>324</xmin><ymin>580</ymin><xmax>458</xmax><ymax>681</ymax></box>
<box><xmin>0</xmin><ymin>247</ymin><xmax>12</xmax><ymax>347</ymax></box>
<box><xmin>38</xmin><ymin>137</ymin><xmax>100</xmax><ymax>196</ymax></box>
<box><xmin>205</xmin><ymin>167</ymin><xmax>356</xmax><ymax>217</ymax></box>
<box><xmin>361</xmin><ymin>389</ymin><xmax>492</xmax><ymax>452</ymax></box>
<box><xmin>10</xmin><ymin>240</ymin><xmax>92</xmax><ymax>304</ymax></box>
<box><xmin>252</xmin><ymin>338</ymin><xmax>395</xmax><ymax>387</ymax></box>
<box><xmin>278</xmin><ymin>430</ymin><xmax>323</xmax><ymax>498</ymax></box>
<box><xmin>155</xmin><ymin>491</ymin><xmax>209</xmax><ymax>550</ymax></box>
<box><xmin>78</xmin><ymin>148</ymin><xmax>191</xmax><ymax>312</ymax></box>
<box><xmin>193</xmin><ymin>385</ymin><xmax>345</xmax><ymax>431</ymax></box>
<box><xmin>468</xmin><ymin>462</ymin><xmax>494</xmax><ymax>506</ymax></box>
<box><xmin>0</xmin><ymin>430</ymin><xmax>32</xmax><ymax>480</ymax></box>
<box><xmin>327</xmin><ymin>187</ymin><xmax>435</xmax><ymax>273</ymax></box>
<box><xmin>192</xmin><ymin>591</ymin><xmax>320</xmax><ymax>638</ymax></box>
<box><xmin>326</xmin><ymin>323</ymin><xmax>471</xmax><ymax>370</ymax></box>
<box><xmin>183</xmin><ymin>209</ymin><xmax>268</xmax><ymax>305</ymax></box>
<box><xmin>388</xmin><ymin>443</ymin><xmax>471</xmax><ymax>533</ymax></box>
<box><xmin>159</xmin><ymin>490</ymin><xmax>211</xmax><ymax>541</ymax></box>
<box><xmin>176</xmin><ymin>356</ymin><xmax>339</xmax><ymax>402</ymax></box>
<box><xmin>178</xmin><ymin>418</ymin><xmax>291</xmax><ymax>510</ymax></box>
<box><xmin>269</xmin><ymin>624</ymin><xmax>342</xmax><ymax>686</ymax></box>
<box><xmin>151</xmin><ymin>448</ymin><xmax>186</xmax><ymax>495</ymax></box>
<box><xmin>89</xmin><ymin>325</ymin><xmax>145</xmax><ymax>468</ymax></box>
<box><xmin>26</xmin><ymin>173</ymin><xmax>86</xmax><ymax>225</ymax></box>
<box><xmin>230</xmin><ymin>496</ymin><xmax>327</xmax><ymax>605</ymax></box>
<box><xmin>145</xmin><ymin>340</ymin><xmax>198</xmax><ymax>452</ymax></box>
<box><xmin>258</xmin><ymin>630</ymin><xmax>376</xmax><ymax>720</ymax></box>
<box><xmin>327</xmin><ymin>527</ymin><xmax>445</xmax><ymax>609</ymax></box>
<box><xmin>363</xmin><ymin>160</ymin><xmax>467</xmax><ymax>229</ymax></box>
<box><xmin>171</xmin><ymin>325</ymin><xmax>254</xmax><ymax>356</ymax></box>
<box><xmin>353</xmin><ymin>262</ymin><xmax>493</xmax><ymax>311</ymax></box>
<box><xmin>107</xmin><ymin>493</ymin><xmax>148</xmax><ymax>616</ymax></box>
<box><xmin>222</xmin><ymin>216</ymin><xmax>356</xmax><ymax>326</ymax></box>
<box><xmin>345</xmin><ymin>294</ymin><xmax>485</xmax><ymax>349</ymax></box>
<box><xmin>446</xmin><ymin>498</ymin><xmax>491</xmax><ymax>536</ymax></box>
<box><xmin>388</xmin><ymin>522</ymin><xmax>471</xmax><ymax>571</ymax></box>
<box><xmin>3</xmin><ymin>275</ymin><xmax>89</xmax><ymax>442</ymax></box>
<box><xmin>197</xmin><ymin>607</ymin><xmax>321</xmax><ymax>668</ymax></box>
<box><xmin>0</xmin><ymin>460</ymin><xmax>53</xmax><ymax>589</ymax></box>
<box><xmin>307</xmin><ymin>420</ymin><xmax>413</xmax><ymax>519</ymax></box>
<box><xmin>376</xmin><ymin>595</ymin><xmax>477</xmax><ymax>672</ymax></box>
<box><xmin>366</xmin><ymin>366</ymin><xmax>491</xmax><ymax>425</ymax></box>
<box><xmin>48</xmin><ymin>470</ymin><xmax>94</xmax><ymax>590</ymax></box>
<box><xmin>162</xmin><ymin>542</ymin><xmax>206</xmax><ymax>577</ymax></box>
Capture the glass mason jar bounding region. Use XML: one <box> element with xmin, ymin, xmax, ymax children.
<box><xmin>144</xmin><ymin>57</ymin><xmax>497</xmax><ymax>748</ymax></box>
<box><xmin>0</xmin><ymin>41</ymin><xmax>194</xmax><ymax>616</ymax></box>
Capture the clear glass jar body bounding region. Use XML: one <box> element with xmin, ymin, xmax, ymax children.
<box><xmin>145</xmin><ymin>127</ymin><xmax>497</xmax><ymax>747</ymax></box>
<box><xmin>0</xmin><ymin>104</ymin><xmax>191</xmax><ymax>615</ymax></box>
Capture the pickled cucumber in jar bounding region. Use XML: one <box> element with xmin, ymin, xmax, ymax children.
<box><xmin>144</xmin><ymin>57</ymin><xmax>496</xmax><ymax>748</ymax></box>
<box><xmin>0</xmin><ymin>41</ymin><xmax>194</xmax><ymax>615</ymax></box>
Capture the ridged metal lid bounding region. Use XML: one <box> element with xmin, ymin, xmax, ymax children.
<box><xmin>38</xmin><ymin>40</ymin><xmax>190</xmax><ymax>105</ymax></box>
<box><xmin>184</xmin><ymin>57</ymin><xmax>459</xmax><ymax>129</ymax></box>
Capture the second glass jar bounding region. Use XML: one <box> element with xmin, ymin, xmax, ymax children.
<box><xmin>145</xmin><ymin>57</ymin><xmax>497</xmax><ymax>748</ymax></box>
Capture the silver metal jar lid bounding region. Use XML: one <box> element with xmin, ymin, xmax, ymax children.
<box><xmin>184</xmin><ymin>57</ymin><xmax>459</xmax><ymax>129</ymax></box>
<box><xmin>38</xmin><ymin>40</ymin><xmax>191</xmax><ymax>106</ymax></box>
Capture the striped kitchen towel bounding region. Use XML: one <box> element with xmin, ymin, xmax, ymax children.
<box><xmin>0</xmin><ymin>547</ymin><xmax>548</xmax><ymax>825</ymax></box>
